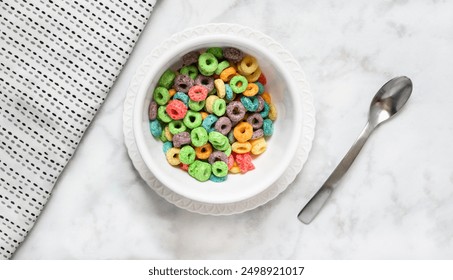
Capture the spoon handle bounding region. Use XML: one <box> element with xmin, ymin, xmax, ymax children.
<box><xmin>298</xmin><ymin>122</ymin><xmax>374</xmax><ymax>224</ymax></box>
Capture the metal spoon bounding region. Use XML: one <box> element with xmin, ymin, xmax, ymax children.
<box><xmin>297</xmin><ymin>76</ymin><xmax>413</xmax><ymax>224</ymax></box>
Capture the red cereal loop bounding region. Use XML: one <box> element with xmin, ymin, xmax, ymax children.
<box><xmin>188</xmin><ymin>85</ymin><xmax>208</xmax><ymax>101</ymax></box>
<box><xmin>234</xmin><ymin>152</ymin><xmax>255</xmax><ymax>173</ymax></box>
<box><xmin>180</xmin><ymin>163</ymin><xmax>189</xmax><ymax>171</ymax></box>
<box><xmin>227</xmin><ymin>154</ymin><xmax>235</xmax><ymax>170</ymax></box>
<box><xmin>258</xmin><ymin>73</ymin><xmax>267</xmax><ymax>85</ymax></box>
<box><xmin>166</xmin><ymin>99</ymin><xmax>188</xmax><ymax>120</ymax></box>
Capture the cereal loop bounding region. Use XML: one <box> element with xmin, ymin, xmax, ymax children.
<box><xmin>214</xmin><ymin>79</ymin><xmax>226</xmax><ymax>98</ymax></box>
<box><xmin>153</xmin><ymin>87</ymin><xmax>170</xmax><ymax>106</ymax></box>
<box><xmin>198</xmin><ymin>53</ymin><xmax>218</xmax><ymax>75</ymax></box>
<box><xmin>179</xmin><ymin>145</ymin><xmax>196</xmax><ymax>165</ymax></box>
<box><xmin>158</xmin><ymin>69</ymin><xmax>176</xmax><ymax>89</ymax></box>
<box><xmin>188</xmin><ymin>85</ymin><xmax>208</xmax><ymax>101</ymax></box>
<box><xmin>229</xmin><ymin>75</ymin><xmax>248</xmax><ymax>94</ymax></box>
<box><xmin>168</xmin><ymin>120</ymin><xmax>187</xmax><ymax>135</ymax></box>
<box><xmin>205</xmin><ymin>95</ymin><xmax>219</xmax><ymax>114</ymax></box>
<box><xmin>220</xmin><ymin>67</ymin><xmax>237</xmax><ymax>82</ymax></box>
<box><xmin>245</xmin><ymin>67</ymin><xmax>261</xmax><ymax>82</ymax></box>
<box><xmin>148</xmin><ymin>101</ymin><xmax>157</xmax><ymax>120</ymax></box>
<box><xmin>183</xmin><ymin>110</ymin><xmax>202</xmax><ymax>129</ymax></box>
<box><xmin>149</xmin><ymin>120</ymin><xmax>162</xmax><ymax>137</ymax></box>
<box><xmin>188</xmin><ymin>160</ymin><xmax>212</xmax><ymax>182</ymax></box>
<box><xmin>268</xmin><ymin>103</ymin><xmax>278</xmax><ymax>121</ymax></box>
<box><xmin>195</xmin><ymin>143</ymin><xmax>212</xmax><ymax>160</ymax></box>
<box><xmin>165</xmin><ymin>147</ymin><xmax>181</xmax><ymax>166</ymax></box>
<box><xmin>239</xmin><ymin>55</ymin><xmax>258</xmax><ymax>75</ymax></box>
<box><xmin>258</xmin><ymin>73</ymin><xmax>267</xmax><ymax>85</ymax></box>
<box><xmin>250</xmin><ymin>137</ymin><xmax>267</xmax><ymax>155</ymax></box>
<box><xmin>173</xmin><ymin>74</ymin><xmax>194</xmax><ymax>93</ymax></box>
<box><xmin>243</xmin><ymin>83</ymin><xmax>259</xmax><ymax>97</ymax></box>
<box><xmin>191</xmin><ymin>126</ymin><xmax>209</xmax><ymax>147</ymax></box>
<box><xmin>212</xmin><ymin>99</ymin><xmax>226</xmax><ymax>117</ymax></box>
<box><xmin>233</xmin><ymin>122</ymin><xmax>253</xmax><ymax>143</ymax></box>
<box><xmin>194</xmin><ymin>75</ymin><xmax>214</xmax><ymax>92</ymax></box>
<box><xmin>166</xmin><ymin>99</ymin><xmax>188</xmax><ymax>120</ymax></box>
<box><xmin>215</xmin><ymin>60</ymin><xmax>230</xmax><ymax>75</ymax></box>
<box><xmin>211</xmin><ymin>161</ymin><xmax>228</xmax><ymax>177</ymax></box>
<box><xmin>231</xmin><ymin>141</ymin><xmax>252</xmax><ymax>154</ymax></box>
<box><xmin>172</xmin><ymin>131</ymin><xmax>191</xmax><ymax>148</ymax></box>
<box><xmin>157</xmin><ymin>106</ymin><xmax>172</xmax><ymax>123</ymax></box>
<box><xmin>179</xmin><ymin>65</ymin><xmax>199</xmax><ymax>80</ymax></box>
<box><xmin>164</xmin><ymin>125</ymin><xmax>173</xmax><ymax>141</ymax></box>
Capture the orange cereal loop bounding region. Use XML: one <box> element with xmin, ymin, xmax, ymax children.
<box><xmin>242</xmin><ymin>83</ymin><xmax>259</xmax><ymax>97</ymax></box>
<box><xmin>268</xmin><ymin>103</ymin><xmax>278</xmax><ymax>121</ymax></box>
<box><xmin>261</xmin><ymin>92</ymin><xmax>272</xmax><ymax>104</ymax></box>
<box><xmin>250</xmin><ymin>137</ymin><xmax>267</xmax><ymax>155</ymax></box>
<box><xmin>195</xmin><ymin>143</ymin><xmax>212</xmax><ymax>160</ymax></box>
<box><xmin>245</xmin><ymin>67</ymin><xmax>261</xmax><ymax>82</ymax></box>
<box><xmin>231</xmin><ymin>141</ymin><xmax>252</xmax><ymax>154</ymax></box>
<box><xmin>220</xmin><ymin>66</ymin><xmax>237</xmax><ymax>82</ymax></box>
<box><xmin>168</xmin><ymin>88</ymin><xmax>176</xmax><ymax>97</ymax></box>
<box><xmin>200</xmin><ymin>111</ymin><xmax>209</xmax><ymax>119</ymax></box>
<box><xmin>229</xmin><ymin>161</ymin><xmax>241</xmax><ymax>174</ymax></box>
<box><xmin>233</xmin><ymin>122</ymin><xmax>253</xmax><ymax>143</ymax></box>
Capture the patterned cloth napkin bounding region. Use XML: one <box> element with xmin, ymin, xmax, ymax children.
<box><xmin>0</xmin><ymin>0</ymin><xmax>156</xmax><ymax>259</ymax></box>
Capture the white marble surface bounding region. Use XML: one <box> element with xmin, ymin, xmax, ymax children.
<box><xmin>13</xmin><ymin>0</ymin><xmax>453</xmax><ymax>259</ymax></box>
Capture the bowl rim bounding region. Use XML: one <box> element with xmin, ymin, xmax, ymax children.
<box><xmin>132</xmin><ymin>23</ymin><xmax>307</xmax><ymax>205</ymax></box>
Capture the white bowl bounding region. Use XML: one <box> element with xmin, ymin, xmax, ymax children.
<box><xmin>131</xmin><ymin>24</ymin><xmax>313</xmax><ymax>207</ymax></box>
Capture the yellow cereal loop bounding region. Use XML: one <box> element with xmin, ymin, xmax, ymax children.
<box><xmin>245</xmin><ymin>67</ymin><xmax>261</xmax><ymax>82</ymax></box>
<box><xmin>229</xmin><ymin>161</ymin><xmax>241</xmax><ymax>174</ymax></box>
<box><xmin>250</xmin><ymin>137</ymin><xmax>267</xmax><ymax>155</ymax></box>
<box><xmin>268</xmin><ymin>103</ymin><xmax>278</xmax><ymax>121</ymax></box>
<box><xmin>214</xmin><ymin>79</ymin><xmax>226</xmax><ymax>98</ymax></box>
<box><xmin>165</xmin><ymin>147</ymin><xmax>181</xmax><ymax>166</ymax></box>
<box><xmin>205</xmin><ymin>95</ymin><xmax>219</xmax><ymax>114</ymax></box>
<box><xmin>231</xmin><ymin>141</ymin><xmax>252</xmax><ymax>154</ymax></box>
<box><xmin>164</xmin><ymin>125</ymin><xmax>173</xmax><ymax>141</ymax></box>
<box><xmin>238</xmin><ymin>55</ymin><xmax>258</xmax><ymax>75</ymax></box>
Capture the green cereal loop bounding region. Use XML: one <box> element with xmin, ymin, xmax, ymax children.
<box><xmin>215</xmin><ymin>60</ymin><xmax>230</xmax><ymax>75</ymax></box>
<box><xmin>224</xmin><ymin>145</ymin><xmax>232</xmax><ymax>156</ymax></box>
<box><xmin>229</xmin><ymin>75</ymin><xmax>248</xmax><ymax>93</ymax></box>
<box><xmin>191</xmin><ymin>126</ymin><xmax>209</xmax><ymax>147</ymax></box>
<box><xmin>208</xmin><ymin>131</ymin><xmax>229</xmax><ymax>151</ymax></box>
<box><xmin>211</xmin><ymin>161</ymin><xmax>228</xmax><ymax>177</ymax></box>
<box><xmin>198</xmin><ymin>67</ymin><xmax>214</xmax><ymax>77</ymax></box>
<box><xmin>158</xmin><ymin>69</ymin><xmax>176</xmax><ymax>89</ymax></box>
<box><xmin>206</xmin><ymin>47</ymin><xmax>223</xmax><ymax>59</ymax></box>
<box><xmin>157</xmin><ymin>106</ymin><xmax>172</xmax><ymax>123</ymax></box>
<box><xmin>153</xmin><ymin>87</ymin><xmax>170</xmax><ymax>105</ymax></box>
<box><xmin>183</xmin><ymin>110</ymin><xmax>202</xmax><ymax>129</ymax></box>
<box><xmin>159</xmin><ymin>129</ymin><xmax>167</xmax><ymax>142</ymax></box>
<box><xmin>188</xmin><ymin>160</ymin><xmax>212</xmax><ymax>182</ymax></box>
<box><xmin>179</xmin><ymin>145</ymin><xmax>196</xmax><ymax>165</ymax></box>
<box><xmin>179</xmin><ymin>65</ymin><xmax>198</xmax><ymax>80</ymax></box>
<box><xmin>168</xmin><ymin>120</ymin><xmax>187</xmax><ymax>134</ymax></box>
<box><xmin>212</xmin><ymin>99</ymin><xmax>226</xmax><ymax>117</ymax></box>
<box><xmin>198</xmin><ymin>53</ymin><xmax>218</xmax><ymax>74</ymax></box>
<box><xmin>188</xmin><ymin>99</ymin><xmax>206</xmax><ymax>111</ymax></box>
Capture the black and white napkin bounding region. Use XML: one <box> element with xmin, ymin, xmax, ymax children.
<box><xmin>0</xmin><ymin>0</ymin><xmax>156</xmax><ymax>259</ymax></box>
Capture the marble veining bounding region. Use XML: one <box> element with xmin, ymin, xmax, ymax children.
<box><xmin>13</xmin><ymin>0</ymin><xmax>453</xmax><ymax>259</ymax></box>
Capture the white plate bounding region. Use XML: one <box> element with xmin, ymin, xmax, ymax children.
<box><xmin>123</xmin><ymin>23</ymin><xmax>315</xmax><ymax>215</ymax></box>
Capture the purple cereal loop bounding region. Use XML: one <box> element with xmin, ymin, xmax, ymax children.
<box><xmin>182</xmin><ymin>51</ymin><xmax>199</xmax><ymax>66</ymax></box>
<box><xmin>256</xmin><ymin>95</ymin><xmax>265</xmax><ymax>112</ymax></box>
<box><xmin>247</xmin><ymin>113</ymin><xmax>264</xmax><ymax>129</ymax></box>
<box><xmin>173</xmin><ymin>74</ymin><xmax>194</xmax><ymax>93</ymax></box>
<box><xmin>223</xmin><ymin>47</ymin><xmax>244</xmax><ymax>64</ymax></box>
<box><xmin>148</xmin><ymin>101</ymin><xmax>157</xmax><ymax>120</ymax></box>
<box><xmin>251</xmin><ymin>129</ymin><xmax>264</xmax><ymax>140</ymax></box>
<box><xmin>194</xmin><ymin>75</ymin><xmax>214</xmax><ymax>92</ymax></box>
<box><xmin>172</xmin><ymin>131</ymin><xmax>191</xmax><ymax>148</ymax></box>
<box><xmin>208</xmin><ymin>151</ymin><xmax>228</xmax><ymax>165</ymax></box>
<box><xmin>215</xmin><ymin>116</ymin><xmax>232</xmax><ymax>135</ymax></box>
<box><xmin>226</xmin><ymin>101</ymin><xmax>246</xmax><ymax>122</ymax></box>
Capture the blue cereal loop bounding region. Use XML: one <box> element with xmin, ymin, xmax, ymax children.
<box><xmin>263</xmin><ymin>118</ymin><xmax>274</xmax><ymax>136</ymax></box>
<box><xmin>149</xmin><ymin>120</ymin><xmax>162</xmax><ymax>138</ymax></box>
<box><xmin>255</xmin><ymin>82</ymin><xmax>265</xmax><ymax>95</ymax></box>
<box><xmin>260</xmin><ymin>102</ymin><xmax>270</xmax><ymax>118</ymax></box>
<box><xmin>173</xmin><ymin>92</ymin><xmax>189</xmax><ymax>105</ymax></box>
<box><xmin>241</xmin><ymin>96</ymin><xmax>259</xmax><ymax>112</ymax></box>
<box><xmin>225</xmin><ymin>84</ymin><xmax>234</xmax><ymax>101</ymax></box>
<box><xmin>209</xmin><ymin>174</ymin><xmax>227</xmax><ymax>183</ymax></box>
<box><xmin>202</xmin><ymin>114</ymin><xmax>218</xmax><ymax>133</ymax></box>
<box><xmin>162</xmin><ymin>141</ymin><xmax>173</xmax><ymax>153</ymax></box>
